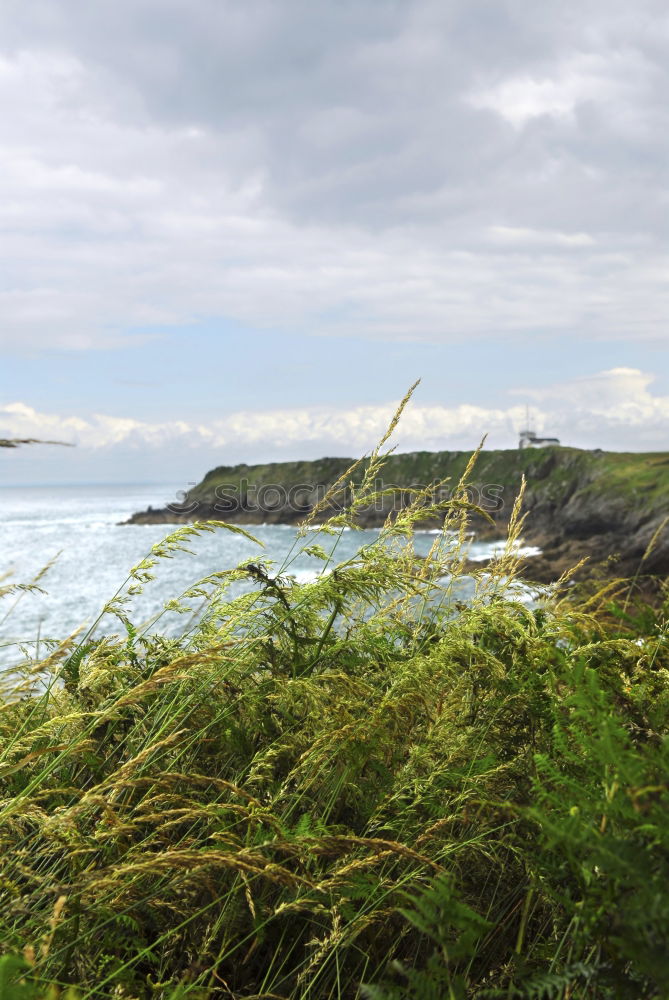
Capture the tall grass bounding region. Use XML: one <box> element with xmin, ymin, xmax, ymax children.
<box><xmin>1</xmin><ymin>407</ymin><xmax>668</xmax><ymax>999</ymax></box>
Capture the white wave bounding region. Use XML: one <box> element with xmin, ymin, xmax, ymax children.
<box><xmin>475</xmin><ymin>573</ymin><xmax>544</xmax><ymax>606</ymax></box>
<box><xmin>1</xmin><ymin>515</ymin><xmax>123</xmax><ymax>527</ymax></box>
<box><xmin>467</xmin><ymin>541</ymin><xmax>542</xmax><ymax>562</ymax></box>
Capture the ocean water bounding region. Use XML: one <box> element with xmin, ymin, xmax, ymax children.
<box><xmin>0</xmin><ymin>484</ymin><xmax>537</xmax><ymax>662</ymax></box>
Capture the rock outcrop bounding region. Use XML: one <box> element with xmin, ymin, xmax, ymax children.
<box><xmin>124</xmin><ymin>448</ymin><xmax>669</xmax><ymax>585</ymax></box>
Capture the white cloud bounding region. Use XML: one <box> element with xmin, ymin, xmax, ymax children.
<box><xmin>516</xmin><ymin>367</ymin><xmax>655</xmax><ymax>408</ymax></box>
<box><xmin>488</xmin><ymin>226</ymin><xmax>596</xmax><ymax>247</ymax></box>
<box><xmin>468</xmin><ymin>52</ymin><xmax>639</xmax><ymax>127</ymax></box>
<box><xmin>3</xmin><ymin>370</ymin><xmax>668</xmax><ymax>463</ymax></box>
<box><xmin>470</xmin><ymin>73</ymin><xmax>577</xmax><ymax>127</ymax></box>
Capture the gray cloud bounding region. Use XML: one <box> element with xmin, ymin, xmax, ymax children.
<box><xmin>0</xmin><ymin>0</ymin><xmax>667</xmax><ymax>351</ymax></box>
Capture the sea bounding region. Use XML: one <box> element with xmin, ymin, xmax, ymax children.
<box><xmin>0</xmin><ymin>483</ymin><xmax>539</xmax><ymax>665</ymax></box>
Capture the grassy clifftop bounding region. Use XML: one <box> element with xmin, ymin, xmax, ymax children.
<box><xmin>187</xmin><ymin>446</ymin><xmax>669</xmax><ymax>525</ymax></box>
<box><xmin>190</xmin><ymin>447</ymin><xmax>574</xmax><ymax>498</ymax></box>
<box><xmin>190</xmin><ymin>446</ymin><xmax>668</xmax><ymax>499</ymax></box>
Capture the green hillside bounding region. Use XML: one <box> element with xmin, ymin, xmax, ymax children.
<box><xmin>186</xmin><ymin>446</ymin><xmax>669</xmax><ymax>529</ymax></box>
<box><xmin>190</xmin><ymin>447</ymin><xmax>669</xmax><ymax>502</ymax></box>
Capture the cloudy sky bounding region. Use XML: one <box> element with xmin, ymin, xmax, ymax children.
<box><xmin>1</xmin><ymin>0</ymin><xmax>668</xmax><ymax>484</ymax></box>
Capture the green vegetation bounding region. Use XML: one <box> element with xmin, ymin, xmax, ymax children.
<box><xmin>189</xmin><ymin>446</ymin><xmax>669</xmax><ymax>518</ymax></box>
<box><xmin>2</xmin><ymin>410</ymin><xmax>669</xmax><ymax>999</ymax></box>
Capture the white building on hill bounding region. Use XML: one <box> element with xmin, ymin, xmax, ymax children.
<box><xmin>518</xmin><ymin>428</ymin><xmax>561</xmax><ymax>449</ymax></box>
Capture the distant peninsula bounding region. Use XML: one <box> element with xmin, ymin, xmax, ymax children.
<box><xmin>124</xmin><ymin>447</ymin><xmax>669</xmax><ymax>585</ymax></box>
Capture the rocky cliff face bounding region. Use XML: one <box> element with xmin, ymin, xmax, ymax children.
<box><xmin>124</xmin><ymin>447</ymin><xmax>669</xmax><ymax>584</ymax></box>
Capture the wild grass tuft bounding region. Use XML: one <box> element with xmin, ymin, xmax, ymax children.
<box><xmin>1</xmin><ymin>399</ymin><xmax>668</xmax><ymax>999</ymax></box>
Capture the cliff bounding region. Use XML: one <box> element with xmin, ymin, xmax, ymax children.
<box><xmin>124</xmin><ymin>447</ymin><xmax>669</xmax><ymax>584</ymax></box>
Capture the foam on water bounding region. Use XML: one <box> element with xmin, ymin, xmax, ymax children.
<box><xmin>468</xmin><ymin>541</ymin><xmax>542</xmax><ymax>562</ymax></box>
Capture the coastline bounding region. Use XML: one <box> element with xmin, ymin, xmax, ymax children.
<box><xmin>121</xmin><ymin>445</ymin><xmax>669</xmax><ymax>589</ymax></box>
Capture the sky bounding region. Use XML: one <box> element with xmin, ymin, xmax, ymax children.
<box><xmin>1</xmin><ymin>0</ymin><xmax>668</xmax><ymax>484</ymax></box>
